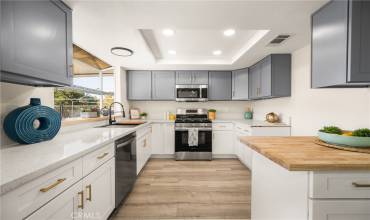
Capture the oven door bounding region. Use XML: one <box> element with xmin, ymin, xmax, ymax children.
<box><xmin>176</xmin><ymin>85</ymin><xmax>208</xmax><ymax>102</ymax></box>
<box><xmin>175</xmin><ymin>128</ymin><xmax>212</xmax><ymax>152</ymax></box>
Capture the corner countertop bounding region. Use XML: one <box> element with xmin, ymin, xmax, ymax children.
<box><xmin>240</xmin><ymin>136</ymin><xmax>370</xmax><ymax>171</ymax></box>
<box><xmin>213</xmin><ymin>119</ymin><xmax>290</xmax><ymax>127</ymax></box>
<box><xmin>0</xmin><ymin>122</ymin><xmax>151</xmax><ymax>195</ymax></box>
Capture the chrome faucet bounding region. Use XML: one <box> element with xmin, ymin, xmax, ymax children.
<box><xmin>109</xmin><ymin>102</ymin><xmax>125</xmax><ymax>125</ymax></box>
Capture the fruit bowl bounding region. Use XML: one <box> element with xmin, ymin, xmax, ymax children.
<box><xmin>318</xmin><ymin>131</ymin><xmax>370</xmax><ymax>148</ymax></box>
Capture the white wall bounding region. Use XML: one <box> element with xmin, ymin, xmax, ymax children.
<box><xmin>130</xmin><ymin>101</ymin><xmax>252</xmax><ymax>120</ymax></box>
<box><xmin>252</xmin><ymin>45</ymin><xmax>370</xmax><ymax>135</ymax></box>
<box><xmin>0</xmin><ymin>82</ymin><xmax>54</xmax><ymax>147</ymax></box>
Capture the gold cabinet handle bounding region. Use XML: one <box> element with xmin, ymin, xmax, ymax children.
<box><xmin>86</xmin><ymin>184</ymin><xmax>92</xmax><ymax>201</ymax></box>
<box><xmin>40</xmin><ymin>178</ymin><xmax>66</xmax><ymax>192</ymax></box>
<box><xmin>78</xmin><ymin>191</ymin><xmax>84</xmax><ymax>209</ymax></box>
<box><xmin>97</xmin><ymin>152</ymin><xmax>108</xmax><ymax>159</ymax></box>
<box><xmin>352</xmin><ymin>182</ymin><xmax>370</xmax><ymax>188</ymax></box>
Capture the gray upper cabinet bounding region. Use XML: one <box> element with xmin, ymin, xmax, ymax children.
<box><xmin>232</xmin><ymin>68</ymin><xmax>249</xmax><ymax>100</ymax></box>
<box><xmin>311</xmin><ymin>0</ymin><xmax>370</xmax><ymax>88</ymax></box>
<box><xmin>248</xmin><ymin>54</ymin><xmax>291</xmax><ymax>100</ymax></box>
<box><xmin>152</xmin><ymin>71</ymin><xmax>176</xmax><ymax>100</ymax></box>
<box><xmin>176</xmin><ymin>71</ymin><xmax>208</xmax><ymax>84</ymax></box>
<box><xmin>209</xmin><ymin>71</ymin><xmax>232</xmax><ymax>101</ymax></box>
<box><xmin>127</xmin><ymin>71</ymin><xmax>152</xmax><ymax>100</ymax></box>
<box><xmin>1</xmin><ymin>0</ymin><xmax>73</xmax><ymax>86</ymax></box>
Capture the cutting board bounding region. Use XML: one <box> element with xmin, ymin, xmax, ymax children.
<box><xmin>116</xmin><ymin>120</ymin><xmax>146</xmax><ymax>125</ymax></box>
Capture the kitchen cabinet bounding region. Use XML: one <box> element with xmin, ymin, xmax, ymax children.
<box><xmin>311</xmin><ymin>0</ymin><xmax>370</xmax><ymax>88</ymax></box>
<box><xmin>232</xmin><ymin>68</ymin><xmax>249</xmax><ymax>100</ymax></box>
<box><xmin>248</xmin><ymin>54</ymin><xmax>291</xmax><ymax>99</ymax></box>
<box><xmin>212</xmin><ymin>123</ymin><xmax>234</xmax><ymax>155</ymax></box>
<box><xmin>25</xmin><ymin>180</ymin><xmax>83</xmax><ymax>220</ymax></box>
<box><xmin>127</xmin><ymin>70</ymin><xmax>152</xmax><ymax>100</ymax></box>
<box><xmin>209</xmin><ymin>71</ymin><xmax>232</xmax><ymax>101</ymax></box>
<box><xmin>176</xmin><ymin>71</ymin><xmax>208</xmax><ymax>84</ymax></box>
<box><xmin>151</xmin><ymin>123</ymin><xmax>174</xmax><ymax>156</ymax></box>
<box><xmin>82</xmin><ymin>158</ymin><xmax>115</xmax><ymax>220</ymax></box>
<box><xmin>136</xmin><ymin>126</ymin><xmax>152</xmax><ymax>174</ymax></box>
<box><xmin>1</xmin><ymin>0</ymin><xmax>73</xmax><ymax>86</ymax></box>
<box><xmin>152</xmin><ymin>71</ymin><xmax>176</xmax><ymax>100</ymax></box>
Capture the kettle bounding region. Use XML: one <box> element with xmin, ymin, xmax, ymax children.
<box><xmin>266</xmin><ymin>112</ymin><xmax>279</xmax><ymax>123</ymax></box>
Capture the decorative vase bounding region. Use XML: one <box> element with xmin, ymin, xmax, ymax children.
<box><xmin>244</xmin><ymin>112</ymin><xmax>253</xmax><ymax>119</ymax></box>
<box><xmin>3</xmin><ymin>98</ymin><xmax>61</xmax><ymax>144</ymax></box>
<box><xmin>208</xmin><ymin>112</ymin><xmax>216</xmax><ymax>120</ymax></box>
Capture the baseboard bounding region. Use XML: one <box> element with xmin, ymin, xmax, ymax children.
<box><xmin>212</xmin><ymin>154</ymin><xmax>237</xmax><ymax>159</ymax></box>
<box><xmin>150</xmin><ymin>154</ymin><xmax>175</xmax><ymax>159</ymax></box>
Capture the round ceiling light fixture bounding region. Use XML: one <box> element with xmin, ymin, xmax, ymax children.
<box><xmin>162</xmin><ymin>28</ymin><xmax>175</xmax><ymax>36</ymax></box>
<box><xmin>223</xmin><ymin>29</ymin><xmax>236</xmax><ymax>37</ymax></box>
<box><xmin>213</xmin><ymin>50</ymin><xmax>222</xmax><ymax>56</ymax></box>
<box><xmin>110</xmin><ymin>47</ymin><xmax>134</xmax><ymax>57</ymax></box>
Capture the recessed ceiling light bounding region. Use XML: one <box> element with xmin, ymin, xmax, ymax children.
<box><xmin>162</xmin><ymin>29</ymin><xmax>175</xmax><ymax>36</ymax></box>
<box><xmin>213</xmin><ymin>50</ymin><xmax>222</xmax><ymax>56</ymax></box>
<box><xmin>168</xmin><ymin>50</ymin><xmax>176</xmax><ymax>55</ymax></box>
<box><xmin>223</xmin><ymin>29</ymin><xmax>236</xmax><ymax>37</ymax></box>
<box><xmin>110</xmin><ymin>47</ymin><xmax>134</xmax><ymax>56</ymax></box>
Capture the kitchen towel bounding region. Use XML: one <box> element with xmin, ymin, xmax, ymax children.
<box><xmin>3</xmin><ymin>98</ymin><xmax>62</xmax><ymax>144</ymax></box>
<box><xmin>188</xmin><ymin>128</ymin><xmax>199</xmax><ymax>146</ymax></box>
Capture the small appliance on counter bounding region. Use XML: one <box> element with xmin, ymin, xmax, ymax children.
<box><xmin>266</xmin><ymin>112</ymin><xmax>279</xmax><ymax>123</ymax></box>
<box><xmin>175</xmin><ymin>108</ymin><xmax>212</xmax><ymax>160</ymax></box>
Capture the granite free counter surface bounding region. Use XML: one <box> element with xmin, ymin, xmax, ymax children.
<box><xmin>240</xmin><ymin>136</ymin><xmax>370</xmax><ymax>171</ymax></box>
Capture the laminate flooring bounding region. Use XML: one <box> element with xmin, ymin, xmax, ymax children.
<box><xmin>112</xmin><ymin>159</ymin><xmax>251</xmax><ymax>220</ymax></box>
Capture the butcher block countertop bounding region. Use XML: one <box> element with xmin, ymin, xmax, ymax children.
<box><xmin>239</xmin><ymin>136</ymin><xmax>370</xmax><ymax>171</ymax></box>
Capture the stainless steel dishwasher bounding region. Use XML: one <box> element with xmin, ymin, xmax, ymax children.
<box><xmin>115</xmin><ymin>132</ymin><xmax>136</xmax><ymax>208</ymax></box>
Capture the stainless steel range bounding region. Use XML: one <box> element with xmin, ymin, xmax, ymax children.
<box><xmin>175</xmin><ymin>108</ymin><xmax>212</xmax><ymax>160</ymax></box>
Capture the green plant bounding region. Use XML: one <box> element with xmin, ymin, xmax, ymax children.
<box><xmin>140</xmin><ymin>112</ymin><xmax>148</xmax><ymax>117</ymax></box>
<box><xmin>352</xmin><ymin>128</ymin><xmax>370</xmax><ymax>137</ymax></box>
<box><xmin>208</xmin><ymin>109</ymin><xmax>216</xmax><ymax>113</ymax></box>
<box><xmin>319</xmin><ymin>126</ymin><xmax>342</xmax><ymax>135</ymax></box>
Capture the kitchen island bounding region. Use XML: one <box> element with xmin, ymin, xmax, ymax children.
<box><xmin>240</xmin><ymin>136</ymin><xmax>370</xmax><ymax>220</ymax></box>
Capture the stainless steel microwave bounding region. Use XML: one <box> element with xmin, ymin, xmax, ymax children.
<box><xmin>176</xmin><ymin>85</ymin><xmax>208</xmax><ymax>102</ymax></box>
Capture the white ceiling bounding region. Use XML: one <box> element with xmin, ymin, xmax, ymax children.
<box><xmin>66</xmin><ymin>0</ymin><xmax>328</xmax><ymax>70</ymax></box>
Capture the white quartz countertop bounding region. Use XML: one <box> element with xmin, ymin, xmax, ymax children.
<box><xmin>0</xmin><ymin>122</ymin><xmax>150</xmax><ymax>195</ymax></box>
<box><xmin>213</xmin><ymin>119</ymin><xmax>290</xmax><ymax>127</ymax></box>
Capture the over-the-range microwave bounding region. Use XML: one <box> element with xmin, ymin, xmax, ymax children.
<box><xmin>176</xmin><ymin>85</ymin><xmax>208</xmax><ymax>102</ymax></box>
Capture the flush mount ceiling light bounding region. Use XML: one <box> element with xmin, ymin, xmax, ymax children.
<box><xmin>213</xmin><ymin>50</ymin><xmax>222</xmax><ymax>56</ymax></box>
<box><xmin>162</xmin><ymin>28</ymin><xmax>175</xmax><ymax>36</ymax></box>
<box><xmin>111</xmin><ymin>47</ymin><xmax>134</xmax><ymax>57</ymax></box>
<box><xmin>168</xmin><ymin>50</ymin><xmax>177</xmax><ymax>55</ymax></box>
<box><xmin>223</xmin><ymin>29</ymin><xmax>236</xmax><ymax>37</ymax></box>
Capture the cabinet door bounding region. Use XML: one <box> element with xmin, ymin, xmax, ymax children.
<box><xmin>127</xmin><ymin>70</ymin><xmax>152</xmax><ymax>100</ymax></box>
<box><xmin>152</xmin><ymin>71</ymin><xmax>175</xmax><ymax>100</ymax></box>
<box><xmin>136</xmin><ymin>136</ymin><xmax>145</xmax><ymax>174</ymax></box>
<box><xmin>192</xmin><ymin>71</ymin><xmax>209</xmax><ymax>84</ymax></box>
<box><xmin>208</xmin><ymin>71</ymin><xmax>232</xmax><ymax>100</ymax></box>
<box><xmin>83</xmin><ymin>158</ymin><xmax>115</xmax><ymax>220</ymax></box>
<box><xmin>311</xmin><ymin>0</ymin><xmax>348</xmax><ymax>88</ymax></box>
<box><xmin>163</xmin><ymin>123</ymin><xmax>175</xmax><ymax>154</ymax></box>
<box><xmin>309</xmin><ymin>200</ymin><xmax>370</xmax><ymax>220</ymax></box>
<box><xmin>348</xmin><ymin>0</ymin><xmax>370</xmax><ymax>82</ymax></box>
<box><xmin>176</xmin><ymin>71</ymin><xmax>193</xmax><ymax>84</ymax></box>
<box><xmin>212</xmin><ymin>130</ymin><xmax>234</xmax><ymax>154</ymax></box>
<box><xmin>26</xmin><ymin>181</ymin><xmax>83</xmax><ymax>220</ymax></box>
<box><xmin>151</xmin><ymin>123</ymin><xmax>164</xmax><ymax>154</ymax></box>
<box><xmin>249</xmin><ymin>63</ymin><xmax>260</xmax><ymax>99</ymax></box>
<box><xmin>232</xmin><ymin>68</ymin><xmax>249</xmax><ymax>100</ymax></box>
<box><xmin>1</xmin><ymin>0</ymin><xmax>72</xmax><ymax>86</ymax></box>
<box><xmin>260</xmin><ymin>56</ymin><xmax>272</xmax><ymax>97</ymax></box>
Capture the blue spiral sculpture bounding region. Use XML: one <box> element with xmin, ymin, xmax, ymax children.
<box><xmin>3</xmin><ymin>98</ymin><xmax>61</xmax><ymax>144</ymax></box>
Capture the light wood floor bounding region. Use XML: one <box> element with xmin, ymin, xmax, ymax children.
<box><xmin>112</xmin><ymin>159</ymin><xmax>251</xmax><ymax>220</ymax></box>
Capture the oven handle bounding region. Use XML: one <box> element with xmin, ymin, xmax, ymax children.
<box><xmin>175</xmin><ymin>127</ymin><xmax>212</xmax><ymax>131</ymax></box>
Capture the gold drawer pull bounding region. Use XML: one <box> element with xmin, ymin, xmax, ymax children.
<box><xmin>352</xmin><ymin>182</ymin><xmax>370</xmax><ymax>188</ymax></box>
<box><xmin>97</xmin><ymin>152</ymin><xmax>108</xmax><ymax>159</ymax></box>
<box><xmin>86</xmin><ymin>184</ymin><xmax>92</xmax><ymax>201</ymax></box>
<box><xmin>78</xmin><ymin>191</ymin><xmax>84</xmax><ymax>209</ymax></box>
<box><xmin>40</xmin><ymin>178</ymin><xmax>66</xmax><ymax>192</ymax></box>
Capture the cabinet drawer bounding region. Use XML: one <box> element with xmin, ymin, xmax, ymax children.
<box><xmin>212</xmin><ymin>123</ymin><xmax>234</xmax><ymax>131</ymax></box>
<box><xmin>1</xmin><ymin>159</ymin><xmax>83</xmax><ymax>220</ymax></box>
<box><xmin>309</xmin><ymin>171</ymin><xmax>370</xmax><ymax>199</ymax></box>
<box><xmin>309</xmin><ymin>199</ymin><xmax>370</xmax><ymax>220</ymax></box>
<box><xmin>83</xmin><ymin>143</ymin><xmax>114</xmax><ymax>176</ymax></box>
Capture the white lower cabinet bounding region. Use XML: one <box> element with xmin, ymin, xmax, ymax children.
<box><xmin>212</xmin><ymin>130</ymin><xmax>234</xmax><ymax>155</ymax></box>
<box><xmin>309</xmin><ymin>200</ymin><xmax>370</xmax><ymax>220</ymax></box>
<box><xmin>151</xmin><ymin>123</ymin><xmax>174</xmax><ymax>155</ymax></box>
<box><xmin>26</xmin><ymin>180</ymin><xmax>83</xmax><ymax>220</ymax></box>
<box><xmin>136</xmin><ymin>126</ymin><xmax>152</xmax><ymax>174</ymax></box>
